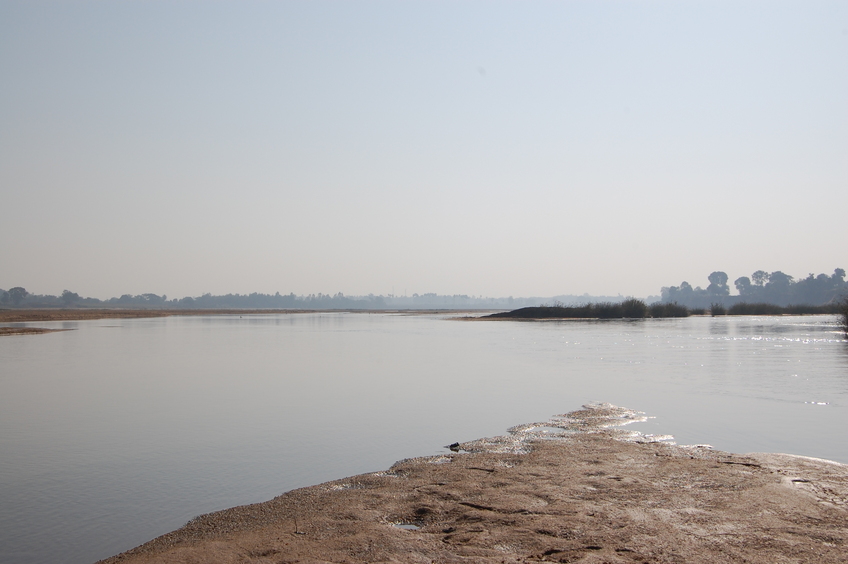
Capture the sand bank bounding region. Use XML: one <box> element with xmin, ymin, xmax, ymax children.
<box><xmin>0</xmin><ymin>326</ymin><xmax>72</xmax><ymax>336</ymax></box>
<box><xmin>0</xmin><ymin>309</ymin><xmax>494</xmax><ymax>336</ymax></box>
<box><xmin>0</xmin><ymin>309</ymin><xmax>313</xmax><ymax>336</ymax></box>
<box><xmin>0</xmin><ymin>309</ymin><xmax>480</xmax><ymax>325</ymax></box>
<box><xmin>98</xmin><ymin>404</ymin><xmax>847</xmax><ymax>563</ymax></box>
<box><xmin>0</xmin><ymin>309</ymin><xmax>319</xmax><ymax>324</ymax></box>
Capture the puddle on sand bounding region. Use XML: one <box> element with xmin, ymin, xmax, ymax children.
<box><xmin>392</xmin><ymin>523</ymin><xmax>421</xmax><ymax>530</ymax></box>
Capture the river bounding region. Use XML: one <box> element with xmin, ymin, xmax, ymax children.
<box><xmin>1</xmin><ymin>312</ymin><xmax>845</xmax><ymax>563</ymax></box>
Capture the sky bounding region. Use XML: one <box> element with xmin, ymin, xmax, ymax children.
<box><xmin>1</xmin><ymin>1</ymin><xmax>846</xmax><ymax>300</ymax></box>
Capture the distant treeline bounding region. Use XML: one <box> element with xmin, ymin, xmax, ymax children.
<box><xmin>488</xmin><ymin>300</ymin><xmax>844</xmax><ymax>320</ymax></box>
<box><xmin>0</xmin><ymin>286</ymin><xmax>636</xmax><ymax>310</ymax></box>
<box><xmin>662</xmin><ymin>269</ymin><xmax>846</xmax><ymax>309</ymax></box>
<box><xmin>2</xmin><ymin>268</ymin><xmax>845</xmax><ymax>313</ymax></box>
<box><xmin>0</xmin><ymin>287</ymin><xmax>631</xmax><ymax>311</ymax></box>
<box><xmin>0</xmin><ymin>288</ymin><xmax>387</xmax><ymax>310</ymax></box>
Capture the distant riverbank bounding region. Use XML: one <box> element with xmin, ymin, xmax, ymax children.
<box><xmin>0</xmin><ymin>309</ymin><xmax>498</xmax><ymax>336</ymax></box>
<box><xmin>485</xmin><ymin>300</ymin><xmax>843</xmax><ymax>320</ymax></box>
<box><xmin>0</xmin><ymin>326</ymin><xmax>71</xmax><ymax>336</ymax></box>
<box><xmin>0</xmin><ymin>309</ymin><xmax>325</xmax><ymax>336</ymax></box>
<box><xmin>0</xmin><ymin>308</ymin><xmax>322</xmax><ymax>323</ymax></box>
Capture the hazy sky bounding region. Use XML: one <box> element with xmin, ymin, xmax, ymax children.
<box><xmin>2</xmin><ymin>1</ymin><xmax>846</xmax><ymax>299</ymax></box>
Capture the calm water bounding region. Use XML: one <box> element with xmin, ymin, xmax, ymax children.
<box><xmin>1</xmin><ymin>313</ymin><xmax>846</xmax><ymax>563</ymax></box>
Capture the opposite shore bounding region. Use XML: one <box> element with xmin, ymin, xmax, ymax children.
<box><xmin>4</xmin><ymin>307</ymin><xmax>846</xmax><ymax>338</ymax></box>
<box><xmin>0</xmin><ymin>308</ymin><xmax>320</xmax><ymax>324</ymax></box>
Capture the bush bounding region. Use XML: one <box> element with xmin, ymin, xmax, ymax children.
<box><xmin>728</xmin><ymin>302</ymin><xmax>838</xmax><ymax>316</ymax></box>
<box><xmin>488</xmin><ymin>299</ymin><xmax>648</xmax><ymax>319</ymax></box>
<box><xmin>783</xmin><ymin>304</ymin><xmax>840</xmax><ymax>315</ymax></box>
<box><xmin>620</xmin><ymin>298</ymin><xmax>649</xmax><ymax>318</ymax></box>
<box><xmin>493</xmin><ymin>300</ymin><xmax>847</xmax><ymax>321</ymax></box>
<box><xmin>592</xmin><ymin>302</ymin><xmax>622</xmax><ymax>318</ymax></box>
<box><xmin>728</xmin><ymin>303</ymin><xmax>783</xmax><ymax>315</ymax></box>
<box><xmin>649</xmin><ymin>302</ymin><xmax>690</xmax><ymax>318</ymax></box>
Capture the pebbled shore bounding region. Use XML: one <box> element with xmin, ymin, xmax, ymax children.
<box><xmin>98</xmin><ymin>404</ymin><xmax>848</xmax><ymax>564</ymax></box>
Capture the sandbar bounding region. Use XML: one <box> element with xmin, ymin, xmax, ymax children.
<box><xmin>0</xmin><ymin>309</ymin><xmax>484</xmax><ymax>326</ymax></box>
<box><xmin>0</xmin><ymin>326</ymin><xmax>72</xmax><ymax>336</ymax></box>
<box><xmin>0</xmin><ymin>309</ymin><xmax>317</xmax><ymax>324</ymax></box>
<box><xmin>97</xmin><ymin>404</ymin><xmax>847</xmax><ymax>563</ymax></box>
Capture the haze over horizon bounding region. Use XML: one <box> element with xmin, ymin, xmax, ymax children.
<box><xmin>2</xmin><ymin>1</ymin><xmax>846</xmax><ymax>300</ymax></box>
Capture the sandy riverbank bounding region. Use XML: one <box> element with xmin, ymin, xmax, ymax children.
<box><xmin>0</xmin><ymin>309</ymin><xmax>497</xmax><ymax>336</ymax></box>
<box><xmin>0</xmin><ymin>309</ymin><xmax>321</xmax><ymax>324</ymax></box>
<box><xmin>0</xmin><ymin>326</ymin><xmax>72</xmax><ymax>336</ymax></box>
<box><xmin>97</xmin><ymin>404</ymin><xmax>847</xmax><ymax>563</ymax></box>
<box><xmin>0</xmin><ymin>309</ymin><xmax>320</xmax><ymax>337</ymax></box>
<box><xmin>0</xmin><ymin>308</ymin><xmax>490</xmax><ymax>325</ymax></box>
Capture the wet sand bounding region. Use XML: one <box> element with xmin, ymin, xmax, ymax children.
<box><xmin>0</xmin><ymin>326</ymin><xmax>71</xmax><ymax>336</ymax></box>
<box><xmin>97</xmin><ymin>404</ymin><xmax>848</xmax><ymax>563</ymax></box>
<box><xmin>0</xmin><ymin>309</ymin><xmax>315</xmax><ymax>324</ymax></box>
<box><xmin>0</xmin><ymin>309</ymin><xmax>495</xmax><ymax>336</ymax></box>
<box><xmin>0</xmin><ymin>309</ymin><xmax>320</xmax><ymax>336</ymax></box>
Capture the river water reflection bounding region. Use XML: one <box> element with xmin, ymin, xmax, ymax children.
<box><xmin>1</xmin><ymin>313</ymin><xmax>846</xmax><ymax>563</ymax></box>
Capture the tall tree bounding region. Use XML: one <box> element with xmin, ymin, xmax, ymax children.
<box><xmin>767</xmin><ymin>271</ymin><xmax>793</xmax><ymax>288</ymax></box>
<box><xmin>7</xmin><ymin>287</ymin><xmax>28</xmax><ymax>306</ymax></box>
<box><xmin>751</xmin><ymin>270</ymin><xmax>768</xmax><ymax>287</ymax></box>
<box><xmin>734</xmin><ymin>276</ymin><xmax>752</xmax><ymax>296</ymax></box>
<box><xmin>61</xmin><ymin>290</ymin><xmax>81</xmax><ymax>306</ymax></box>
<box><xmin>707</xmin><ymin>271</ymin><xmax>730</xmax><ymax>296</ymax></box>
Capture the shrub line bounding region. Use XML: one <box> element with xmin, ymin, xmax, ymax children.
<box><xmin>488</xmin><ymin>300</ymin><xmax>845</xmax><ymax>320</ymax></box>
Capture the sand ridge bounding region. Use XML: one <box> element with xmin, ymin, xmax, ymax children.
<box><xmin>0</xmin><ymin>326</ymin><xmax>72</xmax><ymax>336</ymax></box>
<box><xmin>97</xmin><ymin>404</ymin><xmax>848</xmax><ymax>563</ymax></box>
<box><xmin>0</xmin><ymin>309</ymin><xmax>319</xmax><ymax>336</ymax></box>
<box><xmin>0</xmin><ymin>309</ymin><xmax>320</xmax><ymax>324</ymax></box>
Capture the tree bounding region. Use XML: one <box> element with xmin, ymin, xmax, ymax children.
<box><xmin>7</xmin><ymin>287</ymin><xmax>28</xmax><ymax>306</ymax></box>
<box><xmin>61</xmin><ymin>290</ymin><xmax>81</xmax><ymax>306</ymax></box>
<box><xmin>751</xmin><ymin>270</ymin><xmax>768</xmax><ymax>287</ymax></box>
<box><xmin>707</xmin><ymin>271</ymin><xmax>730</xmax><ymax>296</ymax></box>
<box><xmin>767</xmin><ymin>271</ymin><xmax>793</xmax><ymax>288</ymax></box>
<box><xmin>140</xmin><ymin>293</ymin><xmax>165</xmax><ymax>305</ymax></box>
<box><xmin>734</xmin><ymin>276</ymin><xmax>752</xmax><ymax>296</ymax></box>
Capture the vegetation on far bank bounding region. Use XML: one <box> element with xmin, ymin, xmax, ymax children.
<box><xmin>487</xmin><ymin>300</ymin><xmax>845</xmax><ymax>320</ymax></box>
<box><xmin>487</xmin><ymin>299</ymin><xmax>649</xmax><ymax>320</ymax></box>
<box><xmin>662</xmin><ymin>268</ymin><xmax>846</xmax><ymax>309</ymax></box>
<box><xmin>0</xmin><ymin>287</ymin><xmax>391</xmax><ymax>310</ymax></box>
<box><xmin>0</xmin><ymin>288</ymin><xmax>624</xmax><ymax>311</ymax></box>
<box><xmin>841</xmin><ymin>298</ymin><xmax>848</xmax><ymax>334</ymax></box>
<box><xmin>2</xmin><ymin>267</ymin><xmax>845</xmax><ymax>316</ymax></box>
